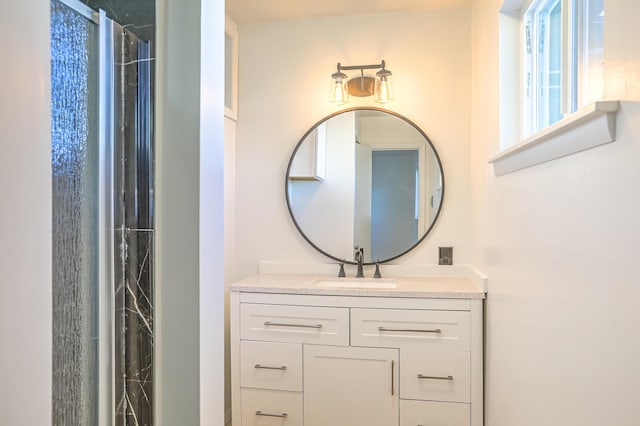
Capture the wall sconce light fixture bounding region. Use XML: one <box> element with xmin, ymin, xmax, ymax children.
<box><xmin>330</xmin><ymin>60</ymin><xmax>394</xmax><ymax>105</ymax></box>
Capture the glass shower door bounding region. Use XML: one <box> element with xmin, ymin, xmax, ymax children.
<box><xmin>51</xmin><ymin>1</ymin><xmax>100</xmax><ymax>424</ymax></box>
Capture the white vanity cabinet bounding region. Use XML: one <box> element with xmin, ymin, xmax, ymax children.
<box><xmin>230</xmin><ymin>281</ymin><xmax>484</xmax><ymax>426</ymax></box>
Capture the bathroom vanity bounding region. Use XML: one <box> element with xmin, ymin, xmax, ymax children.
<box><xmin>230</xmin><ymin>274</ymin><xmax>485</xmax><ymax>426</ymax></box>
<box><xmin>230</xmin><ymin>107</ymin><xmax>485</xmax><ymax>424</ymax></box>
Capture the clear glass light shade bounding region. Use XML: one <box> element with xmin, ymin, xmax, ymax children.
<box><xmin>374</xmin><ymin>73</ymin><xmax>394</xmax><ymax>103</ymax></box>
<box><xmin>330</xmin><ymin>77</ymin><xmax>349</xmax><ymax>105</ymax></box>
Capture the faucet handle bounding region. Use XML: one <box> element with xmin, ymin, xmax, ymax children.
<box><xmin>338</xmin><ymin>263</ymin><xmax>346</xmax><ymax>277</ymax></box>
<box><xmin>373</xmin><ymin>263</ymin><xmax>382</xmax><ymax>278</ymax></box>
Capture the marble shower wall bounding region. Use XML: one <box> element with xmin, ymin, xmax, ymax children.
<box><xmin>85</xmin><ymin>2</ymin><xmax>156</xmax><ymax>423</ymax></box>
<box><xmin>85</xmin><ymin>0</ymin><xmax>155</xmax><ymax>45</ymax></box>
<box><xmin>113</xmin><ymin>27</ymin><xmax>155</xmax><ymax>426</ymax></box>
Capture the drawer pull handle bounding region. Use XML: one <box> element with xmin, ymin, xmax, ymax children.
<box><xmin>264</xmin><ymin>321</ymin><xmax>322</xmax><ymax>329</ymax></box>
<box><xmin>417</xmin><ymin>374</ymin><xmax>454</xmax><ymax>381</ymax></box>
<box><xmin>255</xmin><ymin>410</ymin><xmax>288</xmax><ymax>418</ymax></box>
<box><xmin>254</xmin><ymin>364</ymin><xmax>287</xmax><ymax>370</ymax></box>
<box><xmin>378</xmin><ymin>327</ymin><xmax>442</xmax><ymax>334</ymax></box>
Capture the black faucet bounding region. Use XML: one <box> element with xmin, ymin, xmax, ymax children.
<box><xmin>355</xmin><ymin>247</ymin><xmax>365</xmax><ymax>278</ymax></box>
<box><xmin>337</xmin><ymin>263</ymin><xmax>346</xmax><ymax>277</ymax></box>
<box><xmin>373</xmin><ymin>262</ymin><xmax>382</xmax><ymax>278</ymax></box>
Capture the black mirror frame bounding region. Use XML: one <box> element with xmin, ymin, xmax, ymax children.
<box><xmin>285</xmin><ymin>107</ymin><xmax>445</xmax><ymax>266</ymax></box>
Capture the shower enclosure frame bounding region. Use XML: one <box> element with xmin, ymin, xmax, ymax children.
<box><xmin>53</xmin><ymin>0</ymin><xmax>154</xmax><ymax>424</ymax></box>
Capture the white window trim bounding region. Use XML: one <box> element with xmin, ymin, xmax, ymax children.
<box><xmin>225</xmin><ymin>15</ymin><xmax>239</xmax><ymax>120</ymax></box>
<box><xmin>493</xmin><ymin>0</ymin><xmax>619</xmax><ymax>176</ymax></box>
<box><xmin>489</xmin><ymin>100</ymin><xmax>619</xmax><ymax>175</ymax></box>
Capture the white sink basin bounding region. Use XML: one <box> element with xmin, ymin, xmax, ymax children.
<box><xmin>313</xmin><ymin>278</ymin><xmax>397</xmax><ymax>289</ymax></box>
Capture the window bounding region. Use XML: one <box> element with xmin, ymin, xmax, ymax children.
<box><xmin>524</xmin><ymin>0</ymin><xmax>604</xmax><ymax>135</ymax></box>
<box><xmin>225</xmin><ymin>16</ymin><xmax>239</xmax><ymax>120</ymax></box>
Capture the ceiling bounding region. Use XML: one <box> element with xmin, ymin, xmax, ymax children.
<box><xmin>226</xmin><ymin>0</ymin><xmax>471</xmax><ymax>25</ymax></box>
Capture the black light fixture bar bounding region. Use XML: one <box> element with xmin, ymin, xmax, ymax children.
<box><xmin>336</xmin><ymin>60</ymin><xmax>387</xmax><ymax>72</ymax></box>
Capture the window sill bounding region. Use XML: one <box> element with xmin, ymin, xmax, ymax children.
<box><xmin>489</xmin><ymin>100</ymin><xmax>620</xmax><ymax>176</ymax></box>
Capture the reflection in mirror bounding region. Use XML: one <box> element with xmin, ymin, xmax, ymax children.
<box><xmin>286</xmin><ymin>108</ymin><xmax>444</xmax><ymax>264</ymax></box>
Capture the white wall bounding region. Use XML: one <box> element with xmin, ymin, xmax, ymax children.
<box><xmin>354</xmin><ymin>143</ymin><xmax>373</xmax><ymax>257</ymax></box>
<box><xmin>235</xmin><ymin>8</ymin><xmax>473</xmax><ymax>278</ymax></box>
<box><xmin>358</xmin><ymin>115</ymin><xmax>425</xmax><ymax>146</ymax></box>
<box><xmin>290</xmin><ymin>111</ymin><xmax>356</xmax><ymax>260</ymax></box>
<box><xmin>155</xmin><ymin>0</ymin><xmax>225</xmax><ymax>424</ymax></box>
<box><xmin>0</xmin><ymin>1</ymin><xmax>52</xmax><ymax>424</ymax></box>
<box><xmin>198</xmin><ymin>1</ymin><xmax>226</xmax><ymax>424</ymax></box>
<box><xmin>471</xmin><ymin>0</ymin><xmax>640</xmax><ymax>425</ymax></box>
<box><xmin>223</xmin><ymin>115</ymin><xmax>237</xmax><ymax>421</ymax></box>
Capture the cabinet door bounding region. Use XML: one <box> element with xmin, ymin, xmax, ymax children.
<box><xmin>304</xmin><ymin>345</ymin><xmax>399</xmax><ymax>426</ymax></box>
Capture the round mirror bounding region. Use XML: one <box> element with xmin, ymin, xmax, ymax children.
<box><xmin>285</xmin><ymin>108</ymin><xmax>444</xmax><ymax>264</ymax></box>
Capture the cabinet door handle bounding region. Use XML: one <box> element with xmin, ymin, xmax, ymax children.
<box><xmin>391</xmin><ymin>360</ymin><xmax>395</xmax><ymax>396</ymax></box>
<box><xmin>378</xmin><ymin>327</ymin><xmax>442</xmax><ymax>334</ymax></box>
<box><xmin>254</xmin><ymin>364</ymin><xmax>287</xmax><ymax>370</ymax></box>
<box><xmin>264</xmin><ymin>321</ymin><xmax>322</xmax><ymax>329</ymax></box>
<box><xmin>255</xmin><ymin>410</ymin><xmax>288</xmax><ymax>418</ymax></box>
<box><xmin>417</xmin><ymin>374</ymin><xmax>454</xmax><ymax>380</ymax></box>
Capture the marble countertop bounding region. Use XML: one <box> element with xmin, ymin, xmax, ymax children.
<box><xmin>230</xmin><ymin>274</ymin><xmax>486</xmax><ymax>299</ymax></box>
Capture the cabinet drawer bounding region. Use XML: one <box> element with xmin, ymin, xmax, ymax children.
<box><xmin>400</xmin><ymin>351</ymin><xmax>470</xmax><ymax>403</ymax></box>
<box><xmin>241</xmin><ymin>341</ymin><xmax>302</xmax><ymax>392</ymax></box>
<box><xmin>351</xmin><ymin>308</ymin><xmax>470</xmax><ymax>351</ymax></box>
<box><xmin>240</xmin><ymin>303</ymin><xmax>349</xmax><ymax>345</ymax></box>
<box><xmin>241</xmin><ymin>388</ymin><xmax>302</xmax><ymax>426</ymax></box>
<box><xmin>400</xmin><ymin>399</ymin><xmax>470</xmax><ymax>426</ymax></box>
